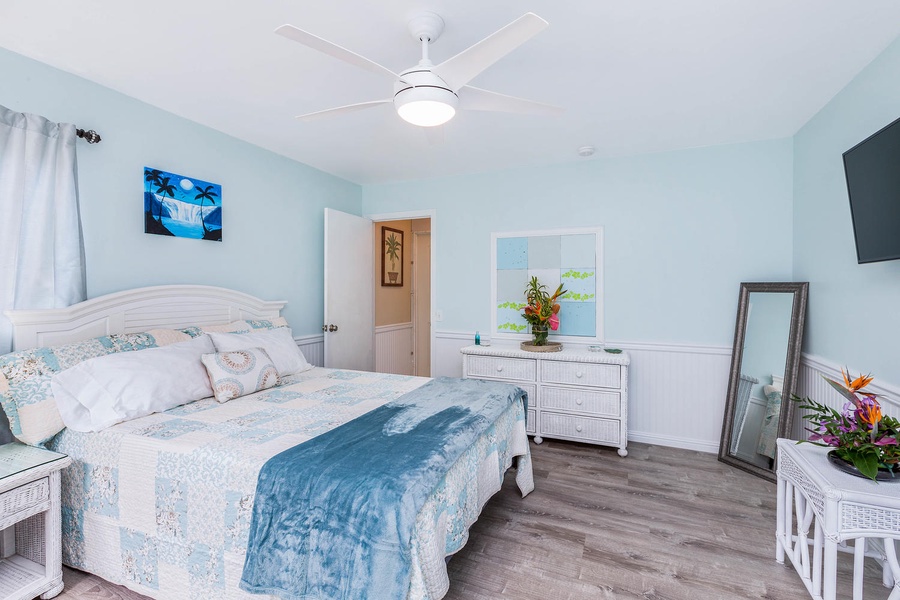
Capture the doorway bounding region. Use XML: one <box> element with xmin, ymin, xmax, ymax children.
<box><xmin>372</xmin><ymin>216</ymin><xmax>431</xmax><ymax>376</ymax></box>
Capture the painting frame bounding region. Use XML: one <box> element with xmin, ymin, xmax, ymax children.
<box><xmin>491</xmin><ymin>226</ymin><xmax>604</xmax><ymax>342</ymax></box>
<box><xmin>143</xmin><ymin>166</ymin><xmax>222</xmax><ymax>242</ymax></box>
<box><xmin>381</xmin><ymin>226</ymin><xmax>404</xmax><ymax>287</ymax></box>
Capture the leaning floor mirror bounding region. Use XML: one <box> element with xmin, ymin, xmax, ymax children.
<box><xmin>718</xmin><ymin>282</ymin><xmax>809</xmax><ymax>481</ymax></box>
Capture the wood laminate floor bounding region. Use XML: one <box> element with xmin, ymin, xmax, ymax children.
<box><xmin>53</xmin><ymin>440</ymin><xmax>892</xmax><ymax>600</ymax></box>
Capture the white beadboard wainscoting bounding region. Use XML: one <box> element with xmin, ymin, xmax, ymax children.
<box><xmin>435</xmin><ymin>331</ymin><xmax>731</xmax><ymax>453</ymax></box>
<box><xmin>295</xmin><ymin>334</ymin><xmax>324</xmax><ymax>368</ymax></box>
<box><xmin>375</xmin><ymin>322</ymin><xmax>415</xmax><ymax>375</ymax></box>
<box><xmin>793</xmin><ymin>354</ymin><xmax>900</xmax><ymax>440</ymax></box>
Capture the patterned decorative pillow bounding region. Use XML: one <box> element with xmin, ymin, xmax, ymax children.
<box><xmin>0</xmin><ymin>328</ymin><xmax>195</xmax><ymax>445</ymax></box>
<box><xmin>201</xmin><ymin>347</ymin><xmax>280</xmax><ymax>403</ymax></box>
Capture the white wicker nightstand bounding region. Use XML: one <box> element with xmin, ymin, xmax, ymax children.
<box><xmin>0</xmin><ymin>443</ymin><xmax>71</xmax><ymax>600</ymax></box>
<box><xmin>776</xmin><ymin>438</ymin><xmax>900</xmax><ymax>600</ymax></box>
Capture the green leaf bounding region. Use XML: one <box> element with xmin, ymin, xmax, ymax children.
<box><xmin>847</xmin><ymin>449</ymin><xmax>880</xmax><ymax>481</ymax></box>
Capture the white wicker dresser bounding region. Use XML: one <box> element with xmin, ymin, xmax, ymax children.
<box><xmin>0</xmin><ymin>443</ymin><xmax>71</xmax><ymax>600</ymax></box>
<box><xmin>461</xmin><ymin>344</ymin><xmax>630</xmax><ymax>456</ymax></box>
<box><xmin>775</xmin><ymin>438</ymin><xmax>900</xmax><ymax>600</ymax></box>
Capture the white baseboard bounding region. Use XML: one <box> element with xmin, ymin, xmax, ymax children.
<box><xmin>628</xmin><ymin>431</ymin><xmax>720</xmax><ymax>454</ymax></box>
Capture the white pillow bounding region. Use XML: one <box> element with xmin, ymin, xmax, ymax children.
<box><xmin>208</xmin><ymin>328</ymin><xmax>312</xmax><ymax>376</ymax></box>
<box><xmin>51</xmin><ymin>335</ymin><xmax>215</xmax><ymax>432</ymax></box>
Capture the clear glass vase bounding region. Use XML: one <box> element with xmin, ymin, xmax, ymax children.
<box><xmin>530</xmin><ymin>322</ymin><xmax>549</xmax><ymax>346</ymax></box>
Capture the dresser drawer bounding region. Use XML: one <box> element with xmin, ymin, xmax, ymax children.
<box><xmin>467</xmin><ymin>355</ymin><xmax>536</xmax><ymax>382</ymax></box>
<box><xmin>541</xmin><ymin>386</ymin><xmax>620</xmax><ymax>417</ymax></box>
<box><xmin>0</xmin><ymin>477</ymin><xmax>50</xmax><ymax>520</ymax></box>
<box><xmin>540</xmin><ymin>412</ymin><xmax>620</xmax><ymax>445</ymax></box>
<box><xmin>526</xmin><ymin>410</ymin><xmax>536</xmax><ymax>435</ymax></box>
<box><xmin>541</xmin><ymin>361</ymin><xmax>620</xmax><ymax>388</ymax></box>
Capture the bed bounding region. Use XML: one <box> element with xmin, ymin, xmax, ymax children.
<box><xmin>1</xmin><ymin>285</ymin><xmax>534</xmax><ymax>600</ymax></box>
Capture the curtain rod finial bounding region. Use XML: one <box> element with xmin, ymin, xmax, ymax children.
<box><xmin>75</xmin><ymin>128</ymin><xmax>101</xmax><ymax>144</ymax></box>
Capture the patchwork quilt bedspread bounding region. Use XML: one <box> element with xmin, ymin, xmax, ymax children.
<box><xmin>48</xmin><ymin>368</ymin><xmax>533</xmax><ymax>600</ymax></box>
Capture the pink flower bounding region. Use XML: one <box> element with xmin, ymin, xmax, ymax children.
<box><xmin>548</xmin><ymin>313</ymin><xmax>559</xmax><ymax>331</ymax></box>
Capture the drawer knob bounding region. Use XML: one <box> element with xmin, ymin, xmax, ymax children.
<box><xmin>496</xmin><ymin>366</ymin><xmax>503</xmax><ymax>372</ymax></box>
<box><xmin>576</xmin><ymin>399</ymin><xmax>583</xmax><ymax>405</ymax></box>
<box><xmin>576</xmin><ymin>371</ymin><xmax>584</xmax><ymax>378</ymax></box>
<box><xmin>576</xmin><ymin>424</ymin><xmax>583</xmax><ymax>432</ymax></box>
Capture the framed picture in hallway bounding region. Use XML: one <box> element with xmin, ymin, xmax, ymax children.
<box><xmin>144</xmin><ymin>167</ymin><xmax>222</xmax><ymax>241</ymax></box>
<box><xmin>381</xmin><ymin>226</ymin><xmax>404</xmax><ymax>286</ymax></box>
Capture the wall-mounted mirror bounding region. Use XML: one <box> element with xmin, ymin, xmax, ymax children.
<box><xmin>718</xmin><ymin>282</ymin><xmax>808</xmax><ymax>481</ymax></box>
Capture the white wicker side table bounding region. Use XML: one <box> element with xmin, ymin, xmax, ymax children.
<box><xmin>0</xmin><ymin>443</ymin><xmax>70</xmax><ymax>600</ymax></box>
<box><xmin>776</xmin><ymin>438</ymin><xmax>900</xmax><ymax>600</ymax></box>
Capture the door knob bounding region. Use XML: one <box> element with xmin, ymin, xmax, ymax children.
<box><xmin>328</xmin><ymin>324</ymin><xmax>338</xmax><ymax>332</ymax></box>
<box><xmin>322</xmin><ymin>324</ymin><xmax>327</xmax><ymax>332</ymax></box>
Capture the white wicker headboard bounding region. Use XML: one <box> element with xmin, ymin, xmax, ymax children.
<box><xmin>4</xmin><ymin>285</ymin><xmax>287</xmax><ymax>351</ymax></box>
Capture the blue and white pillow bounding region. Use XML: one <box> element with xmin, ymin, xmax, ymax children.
<box><xmin>201</xmin><ymin>347</ymin><xmax>280</xmax><ymax>403</ymax></box>
<box><xmin>0</xmin><ymin>328</ymin><xmax>196</xmax><ymax>445</ymax></box>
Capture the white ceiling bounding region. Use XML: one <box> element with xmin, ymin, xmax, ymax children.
<box><xmin>2</xmin><ymin>1</ymin><xmax>899</xmax><ymax>185</ymax></box>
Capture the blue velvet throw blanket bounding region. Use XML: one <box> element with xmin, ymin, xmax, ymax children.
<box><xmin>239</xmin><ymin>377</ymin><xmax>527</xmax><ymax>599</ymax></box>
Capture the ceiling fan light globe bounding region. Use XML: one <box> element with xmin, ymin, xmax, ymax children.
<box><xmin>397</xmin><ymin>100</ymin><xmax>456</xmax><ymax>127</ymax></box>
<box><xmin>394</xmin><ymin>85</ymin><xmax>459</xmax><ymax>127</ymax></box>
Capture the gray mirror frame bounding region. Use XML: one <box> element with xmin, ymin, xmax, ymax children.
<box><xmin>717</xmin><ymin>282</ymin><xmax>809</xmax><ymax>481</ymax></box>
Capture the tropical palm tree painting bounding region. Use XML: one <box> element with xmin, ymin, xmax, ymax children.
<box><xmin>143</xmin><ymin>166</ymin><xmax>222</xmax><ymax>241</ymax></box>
<box><xmin>381</xmin><ymin>227</ymin><xmax>403</xmax><ymax>286</ymax></box>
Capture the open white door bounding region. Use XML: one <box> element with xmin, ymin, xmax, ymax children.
<box><xmin>324</xmin><ymin>209</ymin><xmax>374</xmax><ymax>370</ymax></box>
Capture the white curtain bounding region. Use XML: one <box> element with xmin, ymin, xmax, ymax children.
<box><xmin>0</xmin><ymin>104</ymin><xmax>86</xmax><ymax>354</ymax></box>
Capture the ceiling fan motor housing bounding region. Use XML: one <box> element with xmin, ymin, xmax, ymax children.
<box><xmin>393</xmin><ymin>69</ymin><xmax>459</xmax><ymax>127</ymax></box>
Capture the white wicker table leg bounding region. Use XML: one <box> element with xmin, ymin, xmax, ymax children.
<box><xmin>824</xmin><ymin>536</ymin><xmax>838</xmax><ymax>600</ymax></box>
<box><xmin>795</xmin><ymin>489</ymin><xmax>812</xmax><ymax>575</ymax></box>
<box><xmin>41</xmin><ymin>580</ymin><xmax>64</xmax><ymax>599</ymax></box>
<box><xmin>884</xmin><ymin>539</ymin><xmax>900</xmax><ymax>600</ymax></box>
<box><xmin>813</xmin><ymin>521</ymin><xmax>823</xmax><ymax>597</ymax></box>
<box><xmin>776</xmin><ymin>475</ymin><xmax>786</xmax><ymax>563</ymax></box>
<box><xmin>854</xmin><ymin>538</ymin><xmax>867</xmax><ymax>600</ymax></box>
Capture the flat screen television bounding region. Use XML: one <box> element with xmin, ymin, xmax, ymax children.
<box><xmin>842</xmin><ymin>115</ymin><xmax>900</xmax><ymax>264</ymax></box>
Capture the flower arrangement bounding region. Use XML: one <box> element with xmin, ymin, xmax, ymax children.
<box><xmin>796</xmin><ymin>369</ymin><xmax>899</xmax><ymax>481</ymax></box>
<box><xmin>522</xmin><ymin>276</ymin><xmax>566</xmax><ymax>346</ymax></box>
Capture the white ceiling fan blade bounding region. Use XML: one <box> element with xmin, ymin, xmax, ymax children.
<box><xmin>295</xmin><ymin>100</ymin><xmax>392</xmax><ymax>122</ymax></box>
<box><xmin>276</xmin><ymin>24</ymin><xmax>399</xmax><ymax>82</ymax></box>
<box><xmin>460</xmin><ymin>86</ymin><xmax>563</xmax><ymax>116</ymax></box>
<box><xmin>432</xmin><ymin>13</ymin><xmax>548</xmax><ymax>92</ymax></box>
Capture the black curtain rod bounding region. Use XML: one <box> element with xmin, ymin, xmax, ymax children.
<box><xmin>75</xmin><ymin>128</ymin><xmax>101</xmax><ymax>144</ymax></box>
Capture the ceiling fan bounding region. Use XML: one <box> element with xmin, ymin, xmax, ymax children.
<box><xmin>275</xmin><ymin>12</ymin><xmax>562</xmax><ymax>127</ymax></box>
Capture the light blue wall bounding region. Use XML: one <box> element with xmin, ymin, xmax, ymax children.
<box><xmin>1</xmin><ymin>48</ymin><xmax>361</xmax><ymax>336</ymax></box>
<box><xmin>793</xmin><ymin>36</ymin><xmax>900</xmax><ymax>382</ymax></box>
<box><xmin>363</xmin><ymin>139</ymin><xmax>794</xmax><ymax>345</ymax></box>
